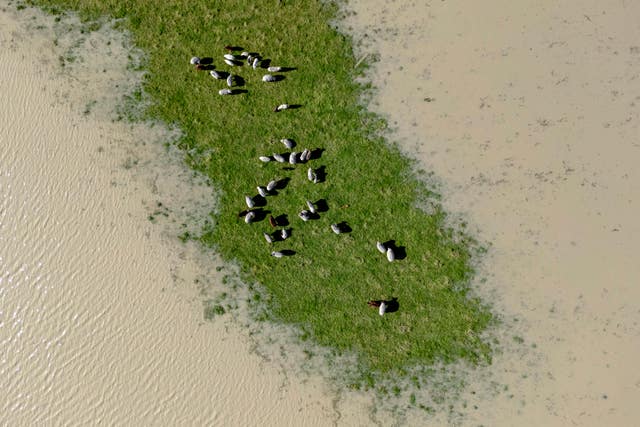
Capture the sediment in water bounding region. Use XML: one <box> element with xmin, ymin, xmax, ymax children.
<box><xmin>341</xmin><ymin>0</ymin><xmax>640</xmax><ymax>425</ymax></box>
<box><xmin>0</xmin><ymin>4</ymin><xmax>381</xmax><ymax>424</ymax></box>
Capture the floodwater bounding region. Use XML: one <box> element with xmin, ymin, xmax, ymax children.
<box><xmin>3</xmin><ymin>0</ymin><xmax>639</xmax><ymax>425</ymax></box>
<box><xmin>342</xmin><ymin>0</ymin><xmax>640</xmax><ymax>425</ymax></box>
<box><xmin>0</xmin><ymin>4</ymin><xmax>374</xmax><ymax>425</ymax></box>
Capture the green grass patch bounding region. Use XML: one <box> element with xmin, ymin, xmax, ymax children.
<box><xmin>27</xmin><ymin>0</ymin><xmax>495</xmax><ymax>376</ymax></box>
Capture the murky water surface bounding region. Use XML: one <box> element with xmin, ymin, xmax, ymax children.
<box><xmin>0</xmin><ymin>4</ymin><xmax>371</xmax><ymax>425</ymax></box>
<box><xmin>3</xmin><ymin>0</ymin><xmax>639</xmax><ymax>425</ymax></box>
<box><xmin>342</xmin><ymin>0</ymin><xmax>640</xmax><ymax>425</ymax></box>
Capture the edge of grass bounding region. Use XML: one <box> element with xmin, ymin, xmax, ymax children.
<box><xmin>24</xmin><ymin>0</ymin><xmax>497</xmax><ymax>383</ymax></box>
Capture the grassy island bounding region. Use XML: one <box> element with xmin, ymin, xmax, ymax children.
<box><xmin>27</xmin><ymin>0</ymin><xmax>493</xmax><ymax>376</ymax></box>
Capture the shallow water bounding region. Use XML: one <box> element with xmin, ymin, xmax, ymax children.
<box><xmin>4</xmin><ymin>0</ymin><xmax>639</xmax><ymax>424</ymax></box>
<box><xmin>343</xmin><ymin>0</ymin><xmax>640</xmax><ymax>425</ymax></box>
<box><xmin>0</xmin><ymin>4</ymin><xmax>378</xmax><ymax>425</ymax></box>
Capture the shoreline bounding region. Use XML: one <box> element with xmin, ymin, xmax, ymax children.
<box><xmin>5</xmin><ymin>0</ymin><xmax>638</xmax><ymax>425</ymax></box>
<box><xmin>22</xmin><ymin>0</ymin><xmax>497</xmax><ymax>376</ymax></box>
<box><xmin>342</xmin><ymin>0</ymin><xmax>640</xmax><ymax>424</ymax></box>
<box><xmin>2</xmin><ymin>0</ymin><xmax>501</xmax><ymax>423</ymax></box>
<box><xmin>0</xmin><ymin>4</ymin><xmax>375</xmax><ymax>424</ymax></box>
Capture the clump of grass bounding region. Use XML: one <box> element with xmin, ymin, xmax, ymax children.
<box><xmin>28</xmin><ymin>0</ymin><xmax>495</xmax><ymax>377</ymax></box>
<box><xmin>203</xmin><ymin>301</ymin><xmax>226</xmax><ymax>319</ymax></box>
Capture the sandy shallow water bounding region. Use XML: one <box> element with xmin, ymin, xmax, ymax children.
<box><xmin>0</xmin><ymin>4</ymin><xmax>377</xmax><ymax>425</ymax></box>
<box><xmin>342</xmin><ymin>0</ymin><xmax>640</xmax><ymax>425</ymax></box>
<box><xmin>3</xmin><ymin>0</ymin><xmax>639</xmax><ymax>425</ymax></box>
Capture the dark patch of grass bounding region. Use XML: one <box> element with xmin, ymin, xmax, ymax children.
<box><xmin>203</xmin><ymin>301</ymin><xmax>226</xmax><ymax>320</ymax></box>
<box><xmin>27</xmin><ymin>0</ymin><xmax>495</xmax><ymax>377</ymax></box>
<box><xmin>82</xmin><ymin>99</ymin><xmax>96</xmax><ymax>115</ymax></box>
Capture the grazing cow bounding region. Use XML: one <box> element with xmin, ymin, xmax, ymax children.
<box><xmin>367</xmin><ymin>300</ymin><xmax>387</xmax><ymax>316</ymax></box>
<box><xmin>274</xmin><ymin>103</ymin><xmax>290</xmax><ymax>112</ymax></box>
<box><xmin>306</xmin><ymin>200</ymin><xmax>316</xmax><ymax>213</ymax></box>
<box><xmin>244</xmin><ymin>211</ymin><xmax>256</xmax><ymax>224</ymax></box>
<box><xmin>386</xmin><ymin>247</ymin><xmax>396</xmax><ymax>262</ymax></box>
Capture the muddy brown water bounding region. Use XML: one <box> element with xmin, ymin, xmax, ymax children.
<box><xmin>0</xmin><ymin>4</ymin><xmax>375</xmax><ymax>425</ymax></box>
<box><xmin>342</xmin><ymin>0</ymin><xmax>640</xmax><ymax>425</ymax></box>
<box><xmin>2</xmin><ymin>0</ymin><xmax>639</xmax><ymax>425</ymax></box>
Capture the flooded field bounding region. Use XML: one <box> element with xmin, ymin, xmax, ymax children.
<box><xmin>0</xmin><ymin>4</ymin><xmax>366</xmax><ymax>425</ymax></box>
<box><xmin>342</xmin><ymin>0</ymin><xmax>640</xmax><ymax>425</ymax></box>
<box><xmin>3</xmin><ymin>0</ymin><xmax>639</xmax><ymax>425</ymax></box>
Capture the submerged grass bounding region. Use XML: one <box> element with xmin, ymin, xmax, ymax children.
<box><xmin>27</xmin><ymin>0</ymin><xmax>494</xmax><ymax>375</ymax></box>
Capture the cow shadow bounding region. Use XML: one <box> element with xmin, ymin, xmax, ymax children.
<box><xmin>274</xmin><ymin>214</ymin><xmax>289</xmax><ymax>227</ymax></box>
<box><xmin>316</xmin><ymin>165</ymin><xmax>327</xmax><ymax>183</ymax></box>
<box><xmin>253</xmin><ymin>195</ymin><xmax>267</xmax><ymax>207</ymax></box>
<box><xmin>310</xmin><ymin>148</ymin><xmax>324</xmax><ymax>160</ymax></box>
<box><xmin>385</xmin><ymin>297</ymin><xmax>399</xmax><ymax>313</ymax></box>
<box><xmin>336</xmin><ymin>221</ymin><xmax>352</xmax><ymax>233</ymax></box>
<box><xmin>231</xmin><ymin>75</ymin><xmax>246</xmax><ymax>87</ymax></box>
<box><xmin>251</xmin><ymin>208</ymin><xmax>269</xmax><ymax>222</ymax></box>
<box><xmin>213</xmin><ymin>70</ymin><xmax>230</xmax><ymax>79</ymax></box>
<box><xmin>277</xmin><ymin>177</ymin><xmax>290</xmax><ymax>189</ymax></box>
<box><xmin>259</xmin><ymin>58</ymin><xmax>272</xmax><ymax>68</ymax></box>
<box><xmin>315</xmin><ymin>199</ymin><xmax>329</xmax><ymax>213</ymax></box>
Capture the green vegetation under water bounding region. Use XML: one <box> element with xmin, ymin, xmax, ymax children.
<box><xmin>27</xmin><ymin>0</ymin><xmax>494</xmax><ymax>376</ymax></box>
